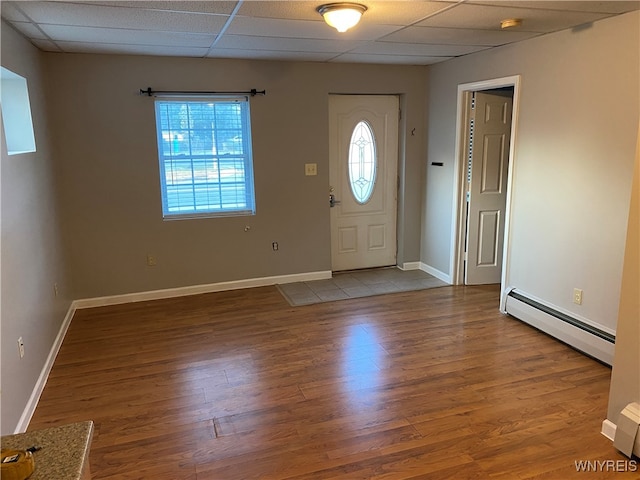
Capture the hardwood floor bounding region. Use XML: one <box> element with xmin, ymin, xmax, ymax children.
<box><xmin>29</xmin><ymin>285</ymin><xmax>635</xmax><ymax>479</ymax></box>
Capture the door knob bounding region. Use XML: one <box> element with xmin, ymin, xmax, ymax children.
<box><xmin>329</xmin><ymin>193</ymin><xmax>341</xmax><ymax>207</ymax></box>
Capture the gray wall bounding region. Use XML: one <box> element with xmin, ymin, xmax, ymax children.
<box><xmin>44</xmin><ymin>54</ymin><xmax>428</xmax><ymax>299</ymax></box>
<box><xmin>422</xmin><ymin>11</ymin><xmax>639</xmax><ymax>335</ymax></box>
<box><xmin>1</xmin><ymin>22</ymin><xmax>73</xmax><ymax>433</ymax></box>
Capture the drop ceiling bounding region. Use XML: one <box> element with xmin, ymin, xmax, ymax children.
<box><xmin>2</xmin><ymin>1</ymin><xmax>639</xmax><ymax>65</ymax></box>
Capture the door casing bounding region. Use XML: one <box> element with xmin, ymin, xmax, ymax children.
<box><xmin>450</xmin><ymin>76</ymin><xmax>521</xmax><ymax>312</ymax></box>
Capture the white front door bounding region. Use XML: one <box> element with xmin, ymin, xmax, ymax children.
<box><xmin>329</xmin><ymin>95</ymin><xmax>399</xmax><ymax>272</ymax></box>
<box><xmin>465</xmin><ymin>90</ymin><xmax>513</xmax><ymax>284</ymax></box>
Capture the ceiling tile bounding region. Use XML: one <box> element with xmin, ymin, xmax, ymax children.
<box><xmin>355</xmin><ymin>0</ymin><xmax>458</xmax><ymax>25</ymax></box>
<box><xmin>214</xmin><ymin>34</ymin><xmax>365</xmax><ymax>53</ymax></box>
<box><xmin>39</xmin><ymin>24</ymin><xmax>216</xmax><ymax>48</ymax></box>
<box><xmin>55</xmin><ymin>40</ymin><xmax>210</xmax><ymax>57</ymax></box>
<box><xmin>1</xmin><ymin>2</ymin><xmax>30</xmax><ymax>22</ymax></box>
<box><xmin>207</xmin><ymin>49</ymin><xmax>336</xmax><ymax>62</ymax></box>
<box><xmin>332</xmin><ymin>52</ymin><xmax>453</xmax><ymax>65</ymax></box>
<box><xmin>382</xmin><ymin>25</ymin><xmax>540</xmax><ymax>46</ymax></box>
<box><xmin>30</xmin><ymin>39</ymin><xmax>62</xmax><ymax>52</ymax></box>
<box><xmin>6</xmin><ymin>21</ymin><xmax>48</xmax><ymax>40</ymax></box>
<box><xmin>417</xmin><ymin>3</ymin><xmax>613</xmax><ymax>32</ymax></box>
<box><xmin>227</xmin><ymin>15</ymin><xmax>329</xmax><ymax>38</ymax></box>
<box><xmin>17</xmin><ymin>2</ymin><xmax>229</xmax><ymax>34</ymax></box>
<box><xmin>468</xmin><ymin>1</ymin><xmax>640</xmax><ymax>14</ymax></box>
<box><xmin>70</xmin><ymin>1</ymin><xmax>239</xmax><ymax>15</ymax></box>
<box><xmin>237</xmin><ymin>1</ymin><xmax>325</xmax><ymax>21</ymax></box>
<box><xmin>351</xmin><ymin>41</ymin><xmax>489</xmax><ymax>56</ymax></box>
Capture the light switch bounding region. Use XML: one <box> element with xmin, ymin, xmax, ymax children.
<box><xmin>305</xmin><ymin>163</ymin><xmax>317</xmax><ymax>176</ymax></box>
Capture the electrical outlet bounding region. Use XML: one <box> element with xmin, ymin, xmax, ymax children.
<box><xmin>147</xmin><ymin>254</ymin><xmax>157</xmax><ymax>266</ymax></box>
<box><xmin>54</xmin><ymin>283</ymin><xmax>59</xmax><ymax>297</ymax></box>
<box><xmin>18</xmin><ymin>337</ymin><xmax>24</xmax><ymax>359</ymax></box>
<box><xmin>305</xmin><ymin>163</ymin><xmax>317</xmax><ymax>176</ymax></box>
<box><xmin>573</xmin><ymin>288</ymin><xmax>583</xmax><ymax>305</ymax></box>
<box><xmin>272</xmin><ymin>241</ymin><xmax>279</xmax><ymax>251</ymax></box>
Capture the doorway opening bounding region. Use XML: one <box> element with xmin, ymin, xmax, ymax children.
<box><xmin>450</xmin><ymin>76</ymin><xmax>521</xmax><ymax>309</ymax></box>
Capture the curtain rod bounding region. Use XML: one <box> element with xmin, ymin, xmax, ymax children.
<box><xmin>139</xmin><ymin>87</ymin><xmax>266</xmax><ymax>97</ymax></box>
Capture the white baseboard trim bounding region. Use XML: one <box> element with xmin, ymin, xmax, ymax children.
<box><xmin>400</xmin><ymin>262</ymin><xmax>421</xmax><ymax>271</ymax></box>
<box><xmin>14</xmin><ymin>303</ymin><xmax>77</xmax><ymax>433</ymax></box>
<box><xmin>419</xmin><ymin>263</ymin><xmax>452</xmax><ymax>284</ymax></box>
<box><xmin>72</xmin><ymin>270</ymin><xmax>333</xmax><ymax>309</ymax></box>
<box><xmin>602</xmin><ymin>419</ymin><xmax>617</xmax><ymax>441</ymax></box>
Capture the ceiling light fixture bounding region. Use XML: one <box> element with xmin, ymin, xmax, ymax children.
<box><xmin>500</xmin><ymin>18</ymin><xmax>523</xmax><ymax>29</ymax></box>
<box><xmin>317</xmin><ymin>3</ymin><xmax>367</xmax><ymax>33</ymax></box>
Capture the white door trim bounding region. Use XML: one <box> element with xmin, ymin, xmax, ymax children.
<box><xmin>449</xmin><ymin>75</ymin><xmax>521</xmax><ymax>311</ymax></box>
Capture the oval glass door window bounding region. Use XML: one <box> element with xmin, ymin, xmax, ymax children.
<box><xmin>348</xmin><ymin>120</ymin><xmax>377</xmax><ymax>204</ymax></box>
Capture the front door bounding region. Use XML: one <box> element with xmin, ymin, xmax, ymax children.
<box><xmin>329</xmin><ymin>95</ymin><xmax>399</xmax><ymax>272</ymax></box>
<box><xmin>465</xmin><ymin>90</ymin><xmax>513</xmax><ymax>284</ymax></box>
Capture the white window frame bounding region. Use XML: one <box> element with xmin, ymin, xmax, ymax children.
<box><xmin>153</xmin><ymin>95</ymin><xmax>256</xmax><ymax>219</ymax></box>
<box><xmin>0</xmin><ymin>67</ymin><xmax>36</xmax><ymax>155</ymax></box>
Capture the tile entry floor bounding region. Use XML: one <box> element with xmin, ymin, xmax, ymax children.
<box><xmin>277</xmin><ymin>267</ymin><xmax>448</xmax><ymax>306</ymax></box>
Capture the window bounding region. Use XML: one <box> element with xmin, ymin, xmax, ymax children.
<box><xmin>348</xmin><ymin>120</ymin><xmax>376</xmax><ymax>204</ymax></box>
<box><xmin>0</xmin><ymin>67</ymin><xmax>36</xmax><ymax>155</ymax></box>
<box><xmin>154</xmin><ymin>96</ymin><xmax>255</xmax><ymax>219</ymax></box>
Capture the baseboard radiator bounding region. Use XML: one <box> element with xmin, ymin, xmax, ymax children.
<box><xmin>505</xmin><ymin>289</ymin><xmax>615</xmax><ymax>365</ymax></box>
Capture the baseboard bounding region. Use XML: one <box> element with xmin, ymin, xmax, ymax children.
<box><xmin>419</xmin><ymin>263</ymin><xmax>452</xmax><ymax>284</ymax></box>
<box><xmin>602</xmin><ymin>419</ymin><xmax>617</xmax><ymax>441</ymax></box>
<box><xmin>72</xmin><ymin>270</ymin><xmax>333</xmax><ymax>309</ymax></box>
<box><xmin>14</xmin><ymin>302</ymin><xmax>77</xmax><ymax>433</ymax></box>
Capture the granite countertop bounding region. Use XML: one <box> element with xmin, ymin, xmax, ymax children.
<box><xmin>1</xmin><ymin>421</ymin><xmax>94</xmax><ymax>480</ymax></box>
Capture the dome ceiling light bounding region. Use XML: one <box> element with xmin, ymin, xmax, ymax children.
<box><xmin>317</xmin><ymin>3</ymin><xmax>367</xmax><ymax>33</ymax></box>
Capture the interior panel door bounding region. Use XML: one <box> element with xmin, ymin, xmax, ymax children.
<box><xmin>465</xmin><ymin>91</ymin><xmax>513</xmax><ymax>285</ymax></box>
